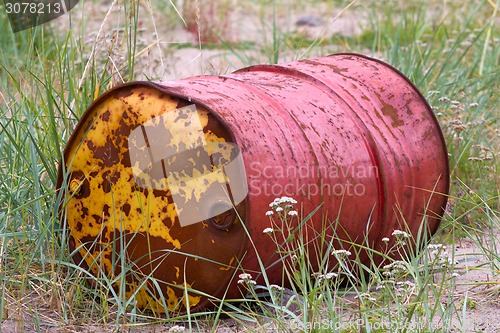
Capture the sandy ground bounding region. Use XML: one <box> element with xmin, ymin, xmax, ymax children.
<box><xmin>445</xmin><ymin>236</ymin><xmax>500</xmax><ymax>332</ymax></box>
<box><xmin>2</xmin><ymin>1</ymin><xmax>499</xmax><ymax>332</ymax></box>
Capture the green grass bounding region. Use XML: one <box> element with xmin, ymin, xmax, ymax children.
<box><xmin>1</xmin><ymin>0</ymin><xmax>499</xmax><ymax>332</ymax></box>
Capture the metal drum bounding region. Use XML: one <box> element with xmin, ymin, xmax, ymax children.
<box><xmin>57</xmin><ymin>53</ymin><xmax>449</xmax><ymax>313</ymax></box>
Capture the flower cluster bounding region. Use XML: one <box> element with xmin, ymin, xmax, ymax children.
<box><xmin>427</xmin><ymin>243</ymin><xmax>454</xmax><ymax>267</ymax></box>
<box><xmin>269</xmin><ymin>196</ymin><xmax>298</xmax><ymax>208</ymax></box>
<box><xmin>264</xmin><ymin>196</ymin><xmax>300</xmax><ymax>235</ymax></box>
<box><xmin>331</xmin><ymin>249</ymin><xmax>352</xmax><ymax>259</ymax></box>
<box><xmin>391</xmin><ymin>229</ymin><xmax>411</xmax><ymax>247</ymax></box>
<box><xmin>266</xmin><ymin>196</ymin><xmax>299</xmax><ymax>217</ymax></box>
<box><xmin>394</xmin><ymin>280</ymin><xmax>417</xmax><ymax>298</ymax></box>
<box><xmin>376</xmin><ymin>270</ymin><xmax>416</xmax><ymax>301</ymax></box>
<box><xmin>354</xmin><ymin>292</ymin><xmax>376</xmax><ymax>302</ymax></box>
<box><xmin>382</xmin><ymin>260</ymin><xmax>408</xmax><ymax>278</ymax></box>
<box><xmin>313</xmin><ymin>271</ymin><xmax>338</xmax><ymax>284</ymax></box>
<box><xmin>391</xmin><ymin>230</ymin><xmax>410</xmax><ymax>239</ymax></box>
<box><xmin>237</xmin><ymin>273</ymin><xmax>256</xmax><ymax>286</ymax></box>
<box><xmin>376</xmin><ymin>280</ymin><xmax>395</xmax><ymax>290</ymax></box>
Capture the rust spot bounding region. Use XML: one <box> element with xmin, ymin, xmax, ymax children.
<box><xmin>103</xmin><ymin>204</ymin><xmax>111</xmax><ymax>217</ymax></box>
<box><xmin>122</xmin><ymin>203</ymin><xmax>131</xmax><ymax>216</ymax></box>
<box><xmin>120</xmin><ymin>149</ymin><xmax>132</xmax><ymax>168</ymax></box>
<box><xmin>302</xmin><ymin>59</ymin><xmax>348</xmax><ymax>74</ymax></box>
<box><xmin>101</xmin><ymin>110</ymin><xmax>111</xmax><ymax>122</ymax></box>
<box><xmin>101</xmin><ymin>170</ymin><xmax>121</xmax><ymax>193</ymax></box>
<box><xmin>90</xmin><ymin>139</ymin><xmax>121</xmax><ymax>166</ymax></box>
<box><xmin>381</xmin><ymin>102</ymin><xmax>404</xmax><ymax>127</ymax></box>
<box><xmin>80</xmin><ymin>204</ymin><xmax>89</xmax><ymax>219</ymax></box>
<box><xmin>92</xmin><ymin>214</ymin><xmax>103</xmax><ymax>225</ymax></box>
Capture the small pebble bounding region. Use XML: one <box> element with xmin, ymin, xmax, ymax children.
<box><xmin>295</xmin><ymin>15</ymin><xmax>324</xmax><ymax>27</ymax></box>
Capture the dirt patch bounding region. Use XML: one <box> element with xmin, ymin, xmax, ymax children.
<box><xmin>444</xmin><ymin>236</ymin><xmax>500</xmax><ymax>331</ymax></box>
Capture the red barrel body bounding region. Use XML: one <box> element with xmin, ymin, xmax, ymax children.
<box><xmin>58</xmin><ymin>53</ymin><xmax>449</xmax><ymax>313</ymax></box>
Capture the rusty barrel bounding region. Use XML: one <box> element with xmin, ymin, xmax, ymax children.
<box><xmin>57</xmin><ymin>53</ymin><xmax>449</xmax><ymax>313</ymax></box>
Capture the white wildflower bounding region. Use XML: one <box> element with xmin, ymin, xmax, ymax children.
<box><xmin>269</xmin><ymin>284</ymin><xmax>284</xmax><ymax>291</ymax></box>
<box><xmin>238</xmin><ymin>273</ymin><xmax>252</xmax><ymax>280</ymax></box>
<box><xmin>392</xmin><ymin>230</ymin><xmax>410</xmax><ymax>239</ymax></box>
<box><xmin>265</xmin><ymin>210</ymin><xmax>274</xmax><ymax>216</ymax></box>
<box><xmin>396</xmin><ymin>280</ymin><xmax>415</xmax><ymax>288</ymax></box>
<box><xmin>316</xmin><ymin>272</ymin><xmax>338</xmax><ymax>283</ymax></box>
<box><xmin>288</xmin><ymin>210</ymin><xmax>298</xmax><ymax>216</ymax></box>
<box><xmin>324</xmin><ymin>272</ymin><xmax>338</xmax><ymax>279</ymax></box>
<box><xmin>281</xmin><ymin>196</ymin><xmax>297</xmax><ymax>204</ymax></box>
<box><xmin>263</xmin><ymin>227</ymin><xmax>274</xmax><ymax>234</ymax></box>
<box><xmin>427</xmin><ymin>243</ymin><xmax>444</xmax><ymax>250</ymax></box>
<box><xmin>376</xmin><ymin>280</ymin><xmax>395</xmax><ymax>290</ymax></box>
<box><xmin>275</xmin><ymin>207</ymin><xmax>283</xmax><ymax>212</ymax></box>
<box><xmin>269</xmin><ymin>196</ymin><xmax>298</xmax><ymax>208</ymax></box>
<box><xmin>354</xmin><ymin>293</ymin><xmax>376</xmax><ymax>302</ymax></box>
<box><xmin>331</xmin><ymin>249</ymin><xmax>352</xmax><ymax>257</ymax></box>
<box><xmin>383</xmin><ymin>260</ymin><xmax>408</xmax><ymax>277</ymax></box>
<box><xmin>427</xmin><ymin>243</ymin><xmax>445</xmax><ymax>256</ymax></box>
<box><xmin>382</xmin><ymin>237</ymin><xmax>390</xmax><ymax>243</ymax></box>
<box><xmin>394</xmin><ymin>280</ymin><xmax>418</xmax><ymax>297</ymax></box>
<box><xmin>383</xmin><ymin>260</ymin><xmax>407</xmax><ymax>271</ymax></box>
<box><xmin>238</xmin><ymin>278</ymin><xmax>256</xmax><ymax>285</ymax></box>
